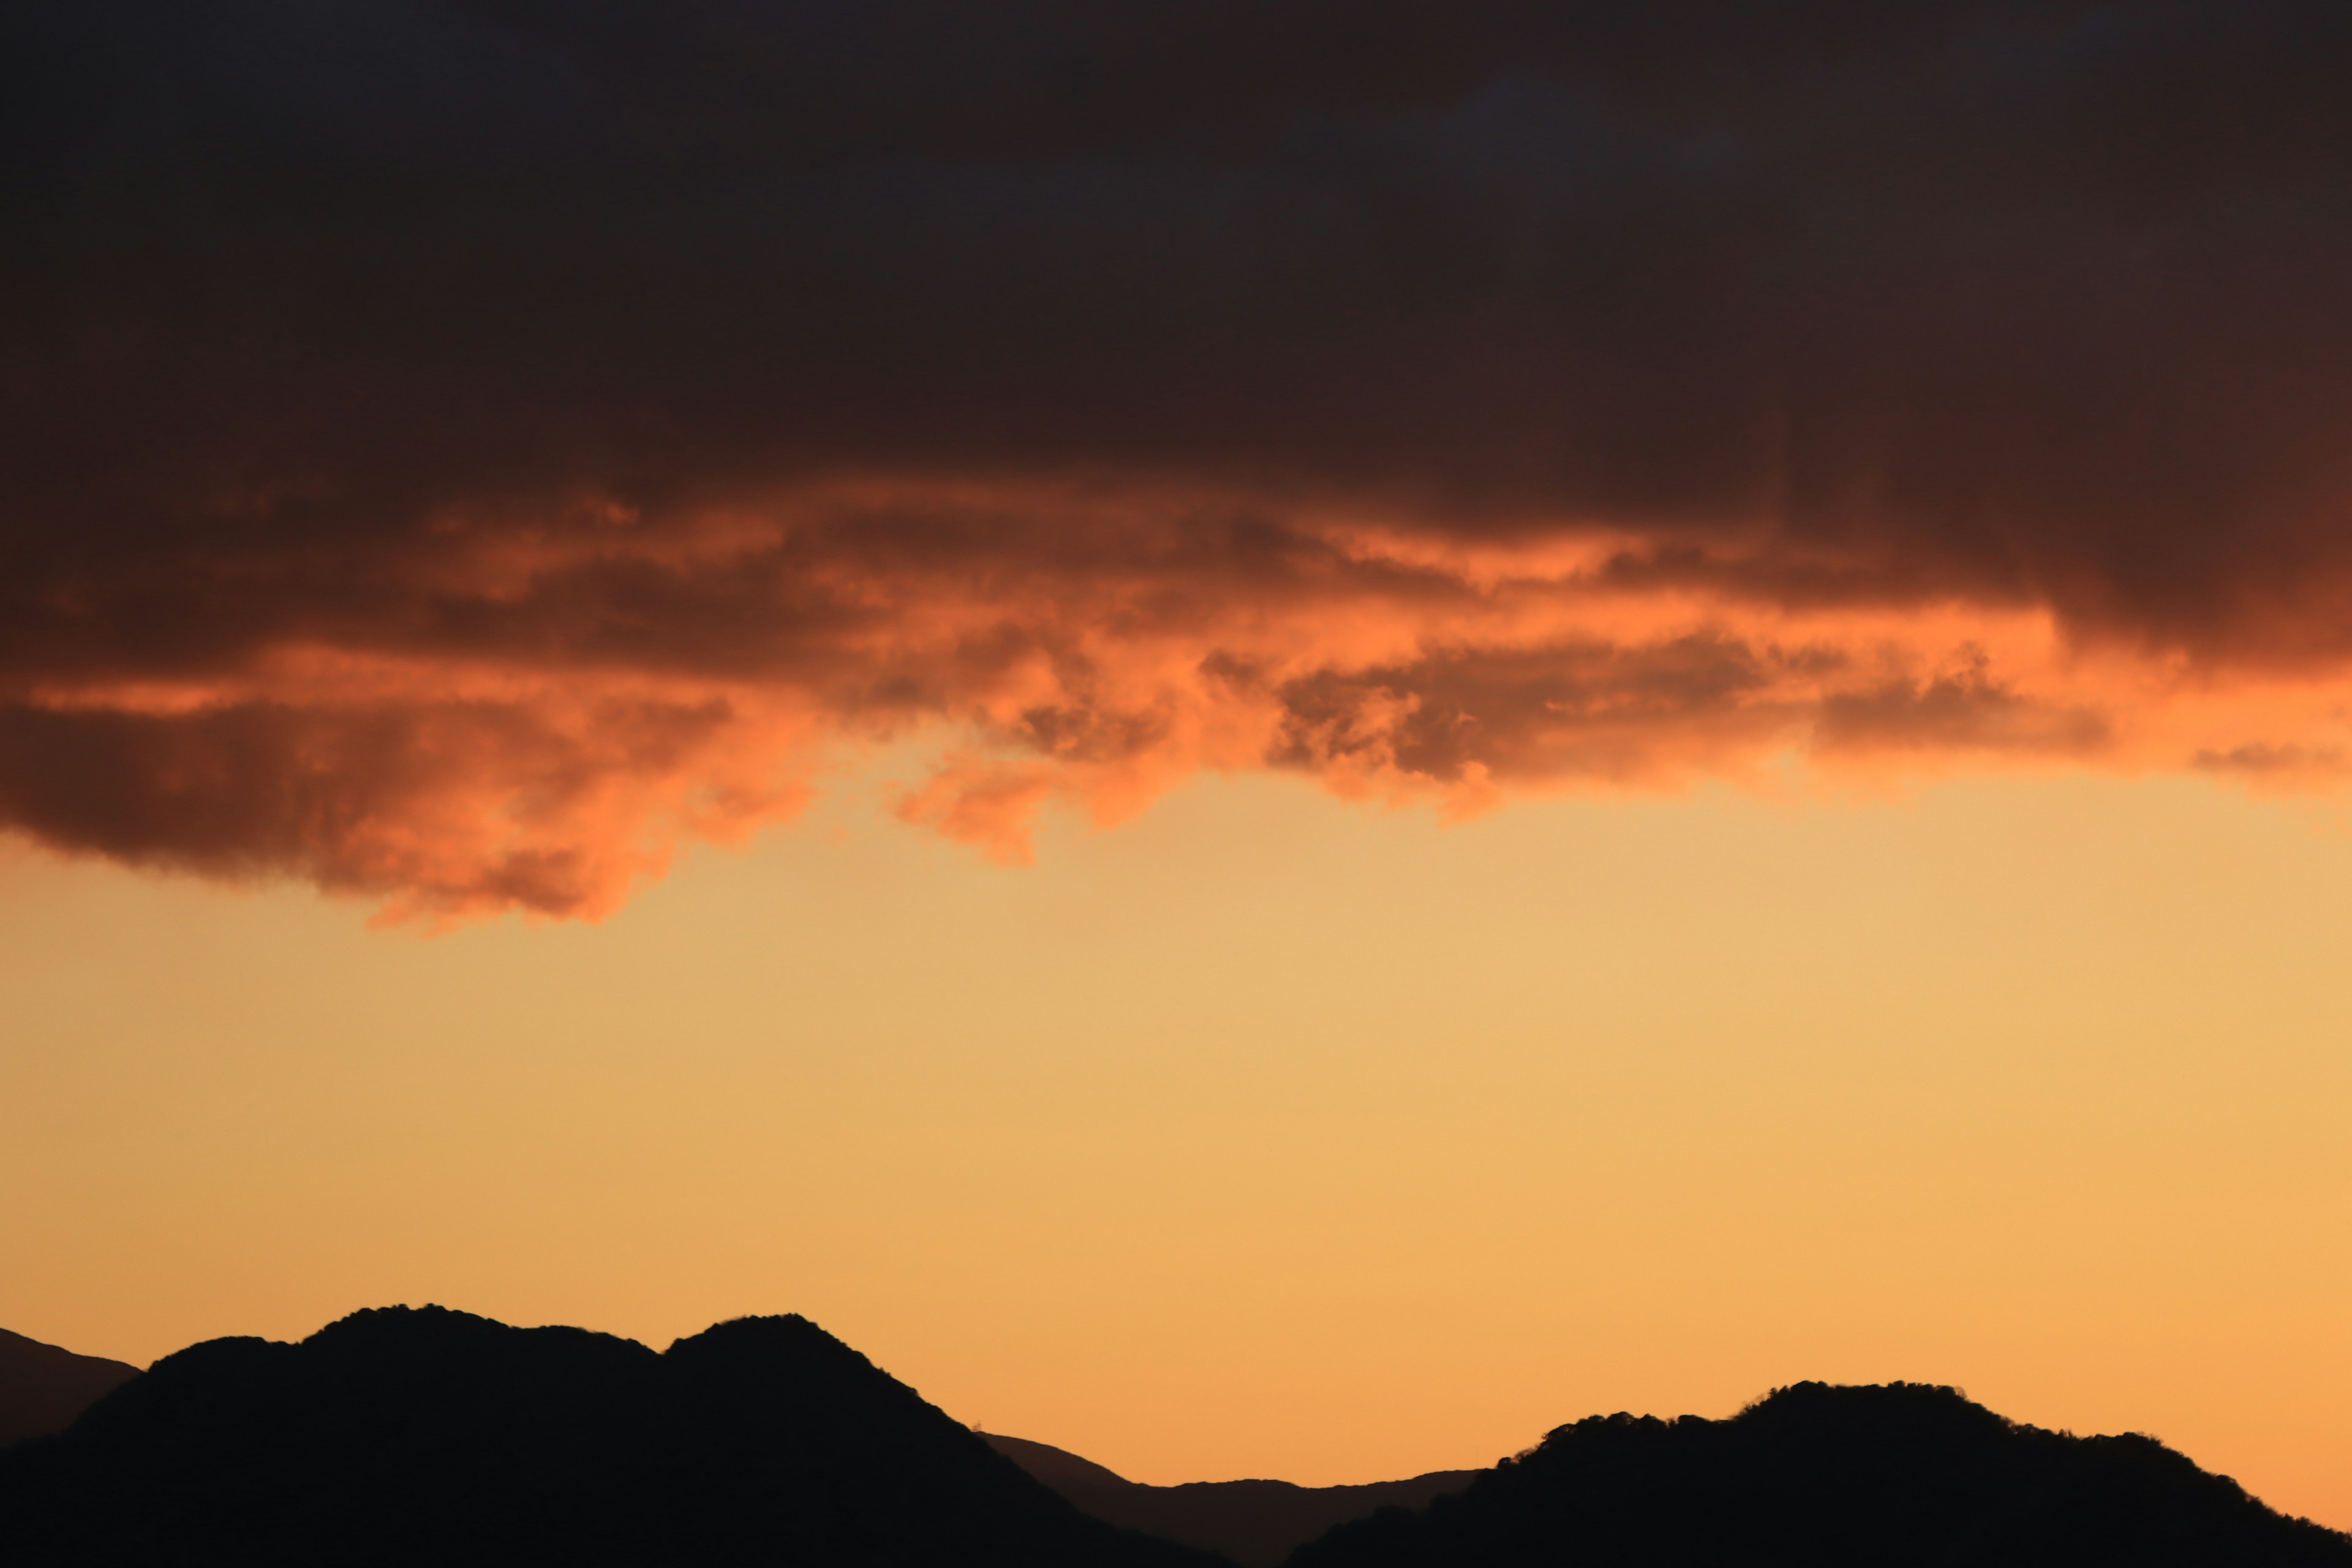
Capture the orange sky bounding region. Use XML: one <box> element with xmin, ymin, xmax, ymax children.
<box><xmin>6</xmin><ymin>757</ymin><xmax>2348</xmax><ymax>1528</ymax></box>
<box><xmin>9</xmin><ymin>3</ymin><xmax>2352</xmax><ymax>1543</ymax></box>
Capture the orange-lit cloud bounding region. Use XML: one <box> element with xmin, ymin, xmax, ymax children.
<box><xmin>7</xmin><ymin>2</ymin><xmax>2352</xmax><ymax>918</ymax></box>
<box><xmin>12</xmin><ymin>480</ymin><xmax>2352</xmax><ymax>922</ymax></box>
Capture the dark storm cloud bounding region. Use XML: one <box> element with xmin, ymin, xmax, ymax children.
<box><xmin>4</xmin><ymin>1</ymin><xmax>2350</xmax><ymax>914</ymax></box>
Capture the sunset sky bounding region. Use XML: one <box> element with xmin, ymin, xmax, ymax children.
<box><xmin>6</xmin><ymin>0</ymin><xmax>2352</xmax><ymax>1532</ymax></box>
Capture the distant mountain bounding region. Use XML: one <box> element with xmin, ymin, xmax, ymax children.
<box><xmin>989</xmin><ymin>1431</ymin><xmax>1140</xmax><ymax>1489</ymax></box>
<box><xmin>986</xmin><ymin>1434</ymin><xmax>1476</xmax><ymax>1567</ymax></box>
<box><xmin>0</xmin><ymin>1328</ymin><xmax>138</xmax><ymax>1447</ymax></box>
<box><xmin>1291</xmin><ymin>1381</ymin><xmax>2352</xmax><ymax>1568</ymax></box>
<box><xmin>9</xmin><ymin>1318</ymin><xmax>2347</xmax><ymax>1568</ymax></box>
<box><xmin>0</xmin><ymin>1306</ymin><xmax>1223</xmax><ymax>1567</ymax></box>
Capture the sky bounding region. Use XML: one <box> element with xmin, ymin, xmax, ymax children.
<box><xmin>4</xmin><ymin>0</ymin><xmax>2352</xmax><ymax>1533</ymax></box>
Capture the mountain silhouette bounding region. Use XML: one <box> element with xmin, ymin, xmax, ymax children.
<box><xmin>1290</xmin><ymin>1381</ymin><xmax>2352</xmax><ymax>1567</ymax></box>
<box><xmin>984</xmin><ymin>1434</ymin><xmax>1475</xmax><ymax>1567</ymax></box>
<box><xmin>0</xmin><ymin>1306</ymin><xmax>1223</xmax><ymax>1567</ymax></box>
<box><xmin>7</xmin><ymin>1316</ymin><xmax>2349</xmax><ymax>1567</ymax></box>
<box><xmin>987</xmin><ymin>1432</ymin><xmax>1139</xmax><ymax>1489</ymax></box>
<box><xmin>0</xmin><ymin>1328</ymin><xmax>138</xmax><ymax>1447</ymax></box>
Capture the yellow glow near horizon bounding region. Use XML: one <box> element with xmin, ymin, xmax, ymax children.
<box><xmin>4</xmin><ymin>764</ymin><xmax>2350</xmax><ymax>1528</ymax></box>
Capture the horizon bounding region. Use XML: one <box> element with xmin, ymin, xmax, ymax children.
<box><xmin>11</xmin><ymin>1291</ymin><xmax>2328</xmax><ymax>1512</ymax></box>
<box><xmin>10</xmin><ymin>758</ymin><xmax>2351</xmax><ymax>1523</ymax></box>
<box><xmin>6</xmin><ymin>0</ymin><xmax>2352</xmax><ymax>1548</ymax></box>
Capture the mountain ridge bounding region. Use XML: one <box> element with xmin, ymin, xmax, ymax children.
<box><xmin>1293</xmin><ymin>1379</ymin><xmax>2351</xmax><ymax>1568</ymax></box>
<box><xmin>0</xmin><ymin>1327</ymin><xmax>140</xmax><ymax>1448</ymax></box>
<box><xmin>0</xmin><ymin>1305</ymin><xmax>1219</xmax><ymax>1567</ymax></box>
<box><xmin>5</xmin><ymin>1314</ymin><xmax>2346</xmax><ymax>1566</ymax></box>
<box><xmin>982</xmin><ymin>1433</ymin><xmax>1477</xmax><ymax>1566</ymax></box>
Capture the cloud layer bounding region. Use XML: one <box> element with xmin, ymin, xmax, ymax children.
<box><xmin>7</xmin><ymin>1</ymin><xmax>2352</xmax><ymax>918</ymax></box>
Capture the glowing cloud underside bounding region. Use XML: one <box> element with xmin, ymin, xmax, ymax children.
<box><xmin>6</xmin><ymin>2</ymin><xmax>2352</xmax><ymax>919</ymax></box>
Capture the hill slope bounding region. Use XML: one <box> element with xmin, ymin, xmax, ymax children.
<box><xmin>986</xmin><ymin>1434</ymin><xmax>1475</xmax><ymax>1567</ymax></box>
<box><xmin>0</xmin><ymin>1306</ymin><xmax>1222</xmax><ymax>1568</ymax></box>
<box><xmin>1292</xmin><ymin>1381</ymin><xmax>2352</xmax><ymax>1568</ymax></box>
<box><xmin>0</xmin><ymin>1329</ymin><xmax>138</xmax><ymax>1447</ymax></box>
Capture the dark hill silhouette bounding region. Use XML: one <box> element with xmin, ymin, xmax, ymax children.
<box><xmin>1291</xmin><ymin>1381</ymin><xmax>2352</xmax><ymax>1568</ymax></box>
<box><xmin>7</xmin><ymin>1319</ymin><xmax>2348</xmax><ymax>1567</ymax></box>
<box><xmin>0</xmin><ymin>1328</ymin><xmax>138</xmax><ymax>1447</ymax></box>
<box><xmin>0</xmin><ymin>1305</ymin><xmax>1224</xmax><ymax>1567</ymax></box>
<box><xmin>989</xmin><ymin>1431</ymin><xmax>1139</xmax><ymax>1489</ymax></box>
<box><xmin>984</xmin><ymin>1434</ymin><xmax>1476</xmax><ymax>1567</ymax></box>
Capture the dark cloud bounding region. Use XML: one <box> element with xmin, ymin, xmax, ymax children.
<box><xmin>4</xmin><ymin>1</ymin><xmax>2350</xmax><ymax>914</ymax></box>
<box><xmin>1272</xmin><ymin>635</ymin><xmax>1787</xmax><ymax>785</ymax></box>
<box><xmin>0</xmin><ymin>695</ymin><xmax>796</xmax><ymax>918</ymax></box>
<box><xmin>1812</xmin><ymin>662</ymin><xmax>2113</xmax><ymax>756</ymax></box>
<box><xmin>2192</xmin><ymin>741</ymin><xmax>2347</xmax><ymax>778</ymax></box>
